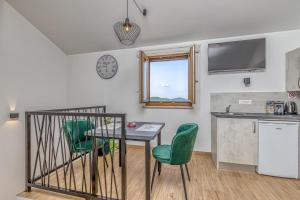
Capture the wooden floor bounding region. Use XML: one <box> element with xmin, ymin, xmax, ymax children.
<box><xmin>19</xmin><ymin>146</ymin><xmax>300</xmax><ymax>200</ymax></box>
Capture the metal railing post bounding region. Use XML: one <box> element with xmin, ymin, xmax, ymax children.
<box><xmin>25</xmin><ymin>112</ymin><xmax>31</xmax><ymax>192</ymax></box>
<box><xmin>121</xmin><ymin>114</ymin><xmax>127</xmax><ymax>200</ymax></box>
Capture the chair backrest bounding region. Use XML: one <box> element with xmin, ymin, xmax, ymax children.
<box><xmin>63</xmin><ymin>119</ymin><xmax>95</xmax><ymax>146</ymax></box>
<box><xmin>170</xmin><ymin>123</ymin><xmax>198</xmax><ymax>165</ymax></box>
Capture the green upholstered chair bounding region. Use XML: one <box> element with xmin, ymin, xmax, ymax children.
<box><xmin>63</xmin><ymin>119</ymin><xmax>108</xmax><ymax>155</ymax></box>
<box><xmin>151</xmin><ymin>123</ymin><xmax>198</xmax><ymax>200</ymax></box>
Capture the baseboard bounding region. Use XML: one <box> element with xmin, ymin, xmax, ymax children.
<box><xmin>193</xmin><ymin>151</ymin><xmax>212</xmax><ymax>156</ymax></box>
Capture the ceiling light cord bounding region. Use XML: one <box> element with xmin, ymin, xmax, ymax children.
<box><xmin>133</xmin><ymin>0</ymin><xmax>147</xmax><ymax>16</ymax></box>
<box><xmin>126</xmin><ymin>0</ymin><xmax>129</xmax><ymax>19</ymax></box>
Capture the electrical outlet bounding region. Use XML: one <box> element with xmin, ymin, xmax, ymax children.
<box><xmin>239</xmin><ymin>100</ymin><xmax>252</xmax><ymax>105</ymax></box>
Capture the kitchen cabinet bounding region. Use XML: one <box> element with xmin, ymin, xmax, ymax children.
<box><xmin>258</xmin><ymin>121</ymin><xmax>299</xmax><ymax>179</ymax></box>
<box><xmin>211</xmin><ymin>116</ymin><xmax>258</xmax><ymax>170</ymax></box>
<box><xmin>286</xmin><ymin>47</ymin><xmax>300</xmax><ymax>91</ymax></box>
<box><xmin>218</xmin><ymin>118</ymin><xmax>258</xmax><ymax>165</ymax></box>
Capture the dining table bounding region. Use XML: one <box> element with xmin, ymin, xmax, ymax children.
<box><xmin>87</xmin><ymin>121</ymin><xmax>165</xmax><ymax>200</ymax></box>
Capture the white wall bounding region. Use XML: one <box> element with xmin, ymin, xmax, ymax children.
<box><xmin>67</xmin><ymin>29</ymin><xmax>300</xmax><ymax>152</ymax></box>
<box><xmin>3</xmin><ymin>0</ymin><xmax>300</xmax><ymax>198</ymax></box>
<box><xmin>0</xmin><ymin>1</ymin><xmax>67</xmax><ymax>199</ymax></box>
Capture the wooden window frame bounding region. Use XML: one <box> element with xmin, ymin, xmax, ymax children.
<box><xmin>139</xmin><ymin>46</ymin><xmax>196</xmax><ymax>108</ymax></box>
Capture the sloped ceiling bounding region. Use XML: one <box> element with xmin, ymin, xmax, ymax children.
<box><xmin>6</xmin><ymin>0</ymin><xmax>300</xmax><ymax>54</ymax></box>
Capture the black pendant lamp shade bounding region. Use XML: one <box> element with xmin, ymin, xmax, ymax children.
<box><xmin>114</xmin><ymin>18</ymin><xmax>141</xmax><ymax>45</ymax></box>
<box><xmin>114</xmin><ymin>0</ymin><xmax>145</xmax><ymax>45</ymax></box>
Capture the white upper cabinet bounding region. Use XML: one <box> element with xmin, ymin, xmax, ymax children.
<box><xmin>286</xmin><ymin>48</ymin><xmax>300</xmax><ymax>91</ymax></box>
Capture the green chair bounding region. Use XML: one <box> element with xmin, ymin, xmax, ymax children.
<box><xmin>151</xmin><ymin>123</ymin><xmax>198</xmax><ymax>200</ymax></box>
<box><xmin>63</xmin><ymin>119</ymin><xmax>109</xmax><ymax>155</ymax></box>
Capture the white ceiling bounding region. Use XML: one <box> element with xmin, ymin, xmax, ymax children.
<box><xmin>6</xmin><ymin>0</ymin><xmax>300</xmax><ymax>55</ymax></box>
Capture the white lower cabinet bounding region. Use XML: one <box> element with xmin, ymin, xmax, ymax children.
<box><xmin>212</xmin><ymin>116</ymin><xmax>259</xmax><ymax>169</ymax></box>
<box><xmin>258</xmin><ymin>121</ymin><xmax>299</xmax><ymax>178</ymax></box>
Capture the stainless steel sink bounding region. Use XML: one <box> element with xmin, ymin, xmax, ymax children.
<box><xmin>217</xmin><ymin>112</ymin><xmax>248</xmax><ymax>116</ymax></box>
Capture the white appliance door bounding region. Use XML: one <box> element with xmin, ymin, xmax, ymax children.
<box><xmin>258</xmin><ymin>121</ymin><xmax>299</xmax><ymax>178</ymax></box>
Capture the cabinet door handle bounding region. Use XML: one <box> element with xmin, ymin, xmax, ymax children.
<box><xmin>298</xmin><ymin>77</ymin><xmax>300</xmax><ymax>89</ymax></box>
<box><xmin>253</xmin><ymin>121</ymin><xmax>256</xmax><ymax>133</ymax></box>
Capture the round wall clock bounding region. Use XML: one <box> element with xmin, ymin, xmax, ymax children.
<box><xmin>96</xmin><ymin>55</ymin><xmax>118</xmax><ymax>79</ymax></box>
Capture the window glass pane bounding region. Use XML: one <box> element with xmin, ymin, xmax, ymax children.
<box><xmin>150</xmin><ymin>59</ymin><xmax>189</xmax><ymax>102</ymax></box>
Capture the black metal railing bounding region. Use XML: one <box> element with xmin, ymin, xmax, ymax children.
<box><xmin>42</xmin><ymin>106</ymin><xmax>107</xmax><ymax>113</ymax></box>
<box><xmin>25</xmin><ymin>106</ymin><xmax>127</xmax><ymax>200</ymax></box>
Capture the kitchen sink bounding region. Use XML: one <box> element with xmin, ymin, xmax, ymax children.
<box><xmin>216</xmin><ymin>112</ymin><xmax>248</xmax><ymax>116</ymax></box>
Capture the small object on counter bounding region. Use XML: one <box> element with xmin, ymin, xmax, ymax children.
<box><xmin>273</xmin><ymin>101</ymin><xmax>285</xmax><ymax>115</ymax></box>
<box><xmin>243</xmin><ymin>77</ymin><xmax>251</xmax><ymax>87</ymax></box>
<box><xmin>265</xmin><ymin>101</ymin><xmax>275</xmax><ymax>113</ymax></box>
<box><xmin>288</xmin><ymin>91</ymin><xmax>297</xmax><ymax>100</ymax></box>
<box><xmin>127</xmin><ymin>122</ymin><xmax>137</xmax><ymax>128</ymax></box>
<box><xmin>284</xmin><ymin>101</ymin><xmax>298</xmax><ymax>115</ymax></box>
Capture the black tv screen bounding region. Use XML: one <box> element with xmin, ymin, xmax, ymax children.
<box><xmin>208</xmin><ymin>38</ymin><xmax>266</xmax><ymax>73</ymax></box>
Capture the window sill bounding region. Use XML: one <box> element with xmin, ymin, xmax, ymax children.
<box><xmin>142</xmin><ymin>105</ymin><xmax>194</xmax><ymax>109</ymax></box>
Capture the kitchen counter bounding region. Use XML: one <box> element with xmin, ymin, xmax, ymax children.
<box><xmin>211</xmin><ymin>112</ymin><xmax>300</xmax><ymax>121</ymax></box>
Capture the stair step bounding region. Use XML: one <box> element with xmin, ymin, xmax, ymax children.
<box><xmin>16</xmin><ymin>189</ymin><xmax>83</xmax><ymax>200</ymax></box>
<box><xmin>16</xmin><ymin>196</ymin><xmax>31</xmax><ymax>200</ymax></box>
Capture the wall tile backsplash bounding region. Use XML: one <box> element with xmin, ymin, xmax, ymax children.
<box><xmin>211</xmin><ymin>92</ymin><xmax>300</xmax><ymax>113</ymax></box>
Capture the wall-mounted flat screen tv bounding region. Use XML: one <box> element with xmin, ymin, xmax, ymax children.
<box><xmin>208</xmin><ymin>38</ymin><xmax>266</xmax><ymax>73</ymax></box>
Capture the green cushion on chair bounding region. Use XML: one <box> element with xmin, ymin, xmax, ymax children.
<box><xmin>63</xmin><ymin>119</ymin><xmax>110</xmax><ymax>154</ymax></box>
<box><xmin>152</xmin><ymin>123</ymin><xmax>198</xmax><ymax>165</ymax></box>
<box><xmin>63</xmin><ymin>120</ymin><xmax>95</xmax><ymax>144</ymax></box>
<box><xmin>152</xmin><ymin>145</ymin><xmax>172</xmax><ymax>164</ymax></box>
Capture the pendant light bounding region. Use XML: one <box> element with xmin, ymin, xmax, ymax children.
<box><xmin>114</xmin><ymin>0</ymin><xmax>146</xmax><ymax>46</ymax></box>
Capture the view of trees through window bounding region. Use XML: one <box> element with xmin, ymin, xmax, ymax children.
<box><xmin>150</xmin><ymin>59</ymin><xmax>189</xmax><ymax>102</ymax></box>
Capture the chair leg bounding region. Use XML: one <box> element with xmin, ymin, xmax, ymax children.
<box><xmin>180</xmin><ymin>165</ymin><xmax>188</xmax><ymax>200</ymax></box>
<box><xmin>158</xmin><ymin>162</ymin><xmax>162</xmax><ymax>176</ymax></box>
<box><xmin>104</xmin><ymin>155</ymin><xmax>109</xmax><ymax>168</ymax></box>
<box><xmin>151</xmin><ymin>161</ymin><xmax>158</xmax><ymax>191</ymax></box>
<box><xmin>185</xmin><ymin>164</ymin><xmax>191</xmax><ymax>182</ymax></box>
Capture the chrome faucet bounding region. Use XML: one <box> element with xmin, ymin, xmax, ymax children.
<box><xmin>226</xmin><ymin>105</ymin><xmax>232</xmax><ymax>113</ymax></box>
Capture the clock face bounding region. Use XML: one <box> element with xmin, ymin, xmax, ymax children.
<box><xmin>96</xmin><ymin>55</ymin><xmax>118</xmax><ymax>79</ymax></box>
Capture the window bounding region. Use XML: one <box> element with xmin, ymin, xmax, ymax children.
<box><xmin>139</xmin><ymin>46</ymin><xmax>196</xmax><ymax>107</ymax></box>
